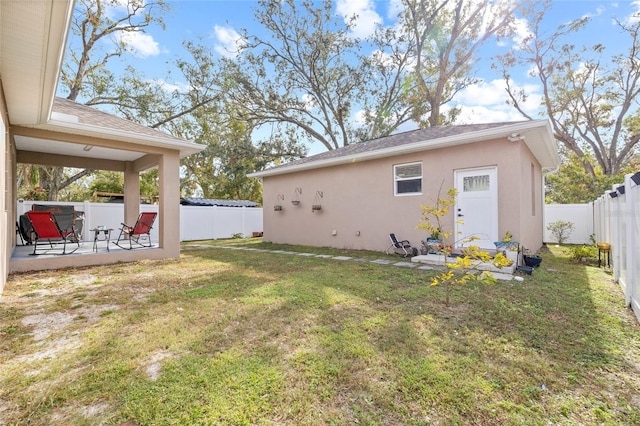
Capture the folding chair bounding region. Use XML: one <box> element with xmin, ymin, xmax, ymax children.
<box><xmin>113</xmin><ymin>212</ymin><xmax>157</xmax><ymax>250</ymax></box>
<box><xmin>25</xmin><ymin>211</ymin><xmax>79</xmax><ymax>255</ymax></box>
<box><xmin>16</xmin><ymin>222</ymin><xmax>24</xmax><ymax>245</ymax></box>
<box><xmin>386</xmin><ymin>233</ymin><xmax>416</xmax><ymax>257</ymax></box>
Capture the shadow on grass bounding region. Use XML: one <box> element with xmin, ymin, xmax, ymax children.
<box><xmin>1</xmin><ymin>241</ymin><xmax>638</xmax><ymax>425</ymax></box>
<box><xmin>165</xmin><ymin>243</ymin><xmax>639</xmax><ymax>424</ymax></box>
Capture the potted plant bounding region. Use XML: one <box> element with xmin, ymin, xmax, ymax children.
<box><xmin>426</xmin><ymin>228</ymin><xmax>443</xmax><ymax>254</ymax></box>
<box><xmin>494</xmin><ymin>231</ymin><xmax>519</xmax><ymax>263</ymax></box>
<box><xmin>494</xmin><ymin>230</ymin><xmax>518</xmax><ymax>250</ymax></box>
<box><xmin>274</xmin><ymin>194</ymin><xmax>284</xmax><ymax>211</ymax></box>
<box><xmin>311</xmin><ymin>190</ymin><xmax>323</xmax><ymax>212</ymax></box>
<box><xmin>522</xmin><ymin>248</ymin><xmax>542</xmax><ymax>267</ymax></box>
<box><xmin>291</xmin><ymin>188</ymin><xmax>302</xmax><ymax>206</ymax></box>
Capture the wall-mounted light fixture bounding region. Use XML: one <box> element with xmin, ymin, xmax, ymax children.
<box><xmin>617</xmin><ymin>185</ymin><xmax>626</xmax><ymax>195</ymax></box>
<box><xmin>507</xmin><ymin>132</ymin><xmax>525</xmax><ymax>142</ymax></box>
<box><xmin>632</xmin><ymin>171</ymin><xmax>640</xmax><ymax>185</ymax></box>
<box><xmin>608</xmin><ymin>191</ymin><xmax>618</xmax><ymax>198</ymax></box>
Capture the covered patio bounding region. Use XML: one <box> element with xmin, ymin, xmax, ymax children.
<box><xmin>1</xmin><ymin>0</ymin><xmax>203</xmax><ymax>290</ymax></box>
<box><xmin>10</xmin><ymin>98</ymin><xmax>204</xmax><ymax>273</ymax></box>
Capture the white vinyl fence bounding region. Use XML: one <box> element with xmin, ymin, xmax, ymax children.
<box><xmin>544</xmin><ymin>204</ymin><xmax>594</xmax><ymax>244</ymax></box>
<box><xmin>17</xmin><ymin>200</ymin><xmax>263</xmax><ymax>243</ymax></box>
<box><xmin>593</xmin><ymin>172</ymin><xmax>640</xmax><ymax>324</ymax></box>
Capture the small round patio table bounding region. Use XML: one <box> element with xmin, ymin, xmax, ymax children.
<box><xmin>91</xmin><ymin>227</ymin><xmax>113</xmax><ymax>252</ymax></box>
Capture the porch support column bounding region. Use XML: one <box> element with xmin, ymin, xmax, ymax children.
<box><xmin>123</xmin><ymin>161</ymin><xmax>140</xmax><ymax>227</ymax></box>
<box><xmin>158</xmin><ymin>151</ymin><xmax>180</xmax><ymax>256</ymax></box>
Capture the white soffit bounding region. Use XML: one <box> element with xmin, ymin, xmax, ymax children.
<box><xmin>15</xmin><ymin>136</ymin><xmax>145</xmax><ymax>162</ymax></box>
<box><xmin>0</xmin><ymin>0</ymin><xmax>73</xmax><ymax>124</ymax></box>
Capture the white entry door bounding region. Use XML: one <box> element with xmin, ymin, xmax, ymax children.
<box><xmin>454</xmin><ymin>167</ymin><xmax>498</xmax><ymax>250</ymax></box>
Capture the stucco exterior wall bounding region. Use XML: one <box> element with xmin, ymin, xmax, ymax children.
<box><xmin>262</xmin><ymin>136</ymin><xmax>546</xmax><ymax>253</ymax></box>
<box><xmin>517</xmin><ymin>142</ymin><xmax>544</xmax><ymax>252</ymax></box>
<box><xmin>158</xmin><ymin>151</ymin><xmax>181</xmax><ymax>256</ymax></box>
<box><xmin>0</xmin><ymin>81</ymin><xmax>11</xmax><ymax>296</ymax></box>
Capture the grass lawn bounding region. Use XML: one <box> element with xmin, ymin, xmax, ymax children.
<box><xmin>1</xmin><ymin>240</ymin><xmax>639</xmax><ymax>425</ymax></box>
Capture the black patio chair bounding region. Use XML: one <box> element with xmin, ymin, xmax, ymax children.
<box><xmin>385</xmin><ymin>233</ymin><xmax>417</xmax><ymax>257</ymax></box>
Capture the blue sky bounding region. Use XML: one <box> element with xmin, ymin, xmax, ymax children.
<box><xmin>66</xmin><ymin>0</ymin><xmax>640</xmax><ymax>152</ymax></box>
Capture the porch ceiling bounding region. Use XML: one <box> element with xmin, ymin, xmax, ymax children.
<box><xmin>15</xmin><ymin>136</ymin><xmax>144</xmax><ymax>162</ymax></box>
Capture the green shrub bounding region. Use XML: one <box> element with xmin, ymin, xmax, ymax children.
<box><xmin>547</xmin><ymin>220</ymin><xmax>575</xmax><ymax>244</ymax></box>
<box><xmin>566</xmin><ymin>244</ymin><xmax>598</xmax><ymax>262</ymax></box>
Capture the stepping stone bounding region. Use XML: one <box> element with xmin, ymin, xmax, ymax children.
<box><xmin>394</xmin><ymin>262</ymin><xmax>417</xmax><ymax>268</ymax></box>
<box><xmin>417</xmin><ymin>265</ymin><xmax>435</xmax><ymax>270</ymax></box>
<box><xmin>333</xmin><ymin>256</ymin><xmax>353</xmax><ymax>261</ymax></box>
<box><xmin>296</xmin><ymin>253</ymin><xmax>316</xmax><ymax>256</ymax></box>
<box><xmin>315</xmin><ymin>254</ymin><xmax>333</xmax><ymax>258</ymax></box>
<box><xmin>351</xmin><ymin>258</ymin><xmax>370</xmax><ymax>262</ymax></box>
<box><xmin>490</xmin><ymin>272</ymin><xmax>513</xmax><ymax>281</ymax></box>
<box><xmin>370</xmin><ymin>259</ymin><xmax>393</xmax><ymax>265</ymax></box>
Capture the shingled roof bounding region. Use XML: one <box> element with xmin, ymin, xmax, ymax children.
<box><xmin>287</xmin><ymin>122</ymin><xmax>519</xmax><ymax>167</ymax></box>
<box><xmin>52</xmin><ymin>97</ymin><xmax>187</xmax><ymax>143</ymax></box>
<box><xmin>249</xmin><ymin>120</ymin><xmax>559</xmax><ymax>178</ymax></box>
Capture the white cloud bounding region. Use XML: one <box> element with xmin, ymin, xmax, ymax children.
<box><xmin>450</xmin><ymin>79</ymin><xmax>542</xmax><ymax>123</ymax></box>
<box><xmin>353</xmin><ymin>109</ymin><xmax>368</xmax><ymax>127</ymax></box>
<box><xmin>104</xmin><ymin>0</ymin><xmax>132</xmax><ymax>18</ymax></box>
<box><xmin>386</xmin><ymin>0</ymin><xmax>404</xmax><ymax>21</ymax></box>
<box><xmin>213</xmin><ymin>25</ymin><xmax>244</xmax><ymax>58</ymax></box>
<box><xmin>104</xmin><ymin>0</ymin><xmax>148</xmax><ymax>21</ymax></box>
<box><xmin>150</xmin><ymin>79</ymin><xmax>191</xmax><ymax>94</ymax></box>
<box><xmin>336</xmin><ymin>0</ymin><xmax>382</xmax><ymax>39</ymax></box>
<box><xmin>627</xmin><ymin>0</ymin><xmax>640</xmax><ymax>23</ymax></box>
<box><xmin>511</xmin><ymin>17</ymin><xmax>532</xmax><ymax>48</ymax></box>
<box><xmin>370</xmin><ymin>49</ymin><xmax>398</xmax><ymax>69</ymax></box>
<box><xmin>301</xmin><ymin>93</ymin><xmax>317</xmax><ymax>111</ymax></box>
<box><xmin>117</xmin><ymin>31</ymin><xmax>161</xmax><ymax>57</ymax></box>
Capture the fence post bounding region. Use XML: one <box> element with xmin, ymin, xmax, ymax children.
<box><xmin>607</xmin><ymin>189</ymin><xmax>620</xmax><ymax>283</ymax></box>
<box><xmin>212</xmin><ymin>205</ymin><xmax>217</xmax><ymax>240</ymax></box>
<box><xmin>625</xmin><ymin>174</ymin><xmax>635</xmax><ymax>307</ymax></box>
<box><xmin>82</xmin><ymin>200</ymin><xmax>90</xmax><ymax>242</ymax></box>
<box><xmin>242</xmin><ymin>206</ymin><xmax>247</xmax><ymax>238</ymax></box>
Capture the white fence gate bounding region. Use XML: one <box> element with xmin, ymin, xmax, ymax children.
<box><xmin>593</xmin><ymin>172</ymin><xmax>640</xmax><ymax>324</ymax></box>
<box><xmin>17</xmin><ymin>201</ymin><xmax>263</xmax><ymax>243</ymax></box>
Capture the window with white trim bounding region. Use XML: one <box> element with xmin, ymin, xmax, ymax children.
<box><xmin>394</xmin><ymin>162</ymin><xmax>422</xmax><ymax>195</ymax></box>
